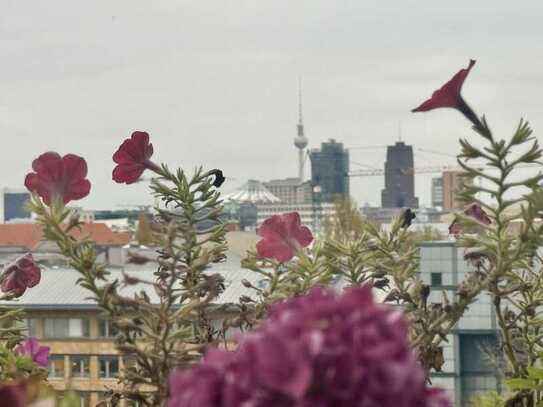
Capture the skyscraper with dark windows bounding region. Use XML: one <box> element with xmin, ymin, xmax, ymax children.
<box><xmin>310</xmin><ymin>139</ymin><xmax>350</xmax><ymax>203</ymax></box>
<box><xmin>381</xmin><ymin>142</ymin><xmax>419</xmax><ymax>208</ymax></box>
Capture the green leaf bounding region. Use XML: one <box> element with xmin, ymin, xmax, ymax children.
<box><xmin>528</xmin><ymin>366</ymin><xmax>543</xmax><ymax>380</ymax></box>
<box><xmin>506</xmin><ymin>378</ymin><xmax>537</xmax><ymax>390</ymax></box>
<box><xmin>15</xmin><ymin>355</ymin><xmax>34</xmax><ymax>371</ymax></box>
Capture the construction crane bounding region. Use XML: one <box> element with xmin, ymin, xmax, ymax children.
<box><xmin>349</xmin><ymin>163</ymin><xmax>541</xmax><ymax>177</ymax></box>
<box><xmin>349</xmin><ymin>164</ymin><xmax>462</xmax><ymax>177</ymax></box>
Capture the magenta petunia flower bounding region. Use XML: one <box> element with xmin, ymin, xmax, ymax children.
<box><xmin>256</xmin><ymin>212</ymin><xmax>313</xmax><ymax>262</ymax></box>
<box><xmin>15</xmin><ymin>337</ymin><xmax>50</xmax><ymax>368</ymax></box>
<box><xmin>412</xmin><ymin>60</ymin><xmax>481</xmax><ymax>126</ymax></box>
<box><xmin>24</xmin><ymin>152</ymin><xmax>91</xmax><ymax>206</ymax></box>
<box><xmin>167</xmin><ymin>286</ymin><xmax>450</xmax><ymax>407</ymax></box>
<box><xmin>0</xmin><ymin>254</ymin><xmax>41</xmax><ymax>297</ymax></box>
<box><xmin>112</xmin><ymin>131</ymin><xmax>160</xmax><ymax>184</ymax></box>
<box><xmin>449</xmin><ymin>203</ymin><xmax>491</xmax><ymax>236</ymax></box>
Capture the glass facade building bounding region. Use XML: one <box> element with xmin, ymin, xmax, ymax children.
<box><xmin>310</xmin><ymin>139</ymin><xmax>349</xmax><ymax>203</ymax></box>
<box><xmin>3</xmin><ymin>189</ymin><xmax>31</xmax><ymax>222</ymax></box>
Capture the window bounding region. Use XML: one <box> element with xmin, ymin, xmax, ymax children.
<box><xmin>99</xmin><ymin>356</ymin><xmax>119</xmax><ymax>378</ymax></box>
<box><xmin>26</xmin><ymin>319</ymin><xmax>38</xmax><ymax>337</ymax></box>
<box><xmin>44</xmin><ymin>319</ymin><xmax>90</xmax><ymax>338</ymax></box>
<box><xmin>123</xmin><ymin>356</ymin><xmax>137</xmax><ymax>371</ymax></box>
<box><xmin>98</xmin><ymin>319</ymin><xmax>118</xmax><ymax>338</ymax></box>
<box><xmin>431</xmin><ymin>272</ymin><xmax>442</xmax><ymax>286</ymax></box>
<box><xmin>48</xmin><ymin>355</ymin><xmax>65</xmax><ymax>378</ymax></box>
<box><xmin>70</xmin><ymin>356</ymin><xmax>90</xmax><ymax>378</ymax></box>
<box><xmin>460</xmin><ymin>334</ymin><xmax>501</xmax><ymax>404</ymax></box>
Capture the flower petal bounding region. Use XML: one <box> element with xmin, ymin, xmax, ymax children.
<box><xmin>62</xmin><ymin>154</ymin><xmax>88</xmax><ymax>180</ymax></box>
<box><xmin>412</xmin><ymin>60</ymin><xmax>475</xmax><ymax>112</ymax></box>
<box><xmin>256</xmin><ymin>237</ymin><xmax>294</xmax><ymax>263</ymax></box>
<box><xmin>112</xmin><ymin>163</ymin><xmax>145</xmax><ymax>184</ymax></box>
<box><xmin>31</xmin><ymin>152</ymin><xmax>62</xmax><ymax>182</ymax></box>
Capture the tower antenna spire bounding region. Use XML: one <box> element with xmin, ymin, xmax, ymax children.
<box><xmin>298</xmin><ymin>76</ymin><xmax>303</xmax><ymax>126</ymax></box>
<box><xmin>294</xmin><ymin>76</ymin><xmax>308</xmax><ymax>181</ymax></box>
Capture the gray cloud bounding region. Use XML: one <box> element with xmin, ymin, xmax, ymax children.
<box><xmin>1</xmin><ymin>0</ymin><xmax>543</xmax><ymax>209</ymax></box>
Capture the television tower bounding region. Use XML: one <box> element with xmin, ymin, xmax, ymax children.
<box><xmin>294</xmin><ymin>78</ymin><xmax>308</xmax><ymax>181</ymax></box>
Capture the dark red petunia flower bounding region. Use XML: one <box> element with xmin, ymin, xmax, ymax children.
<box><xmin>0</xmin><ymin>254</ymin><xmax>41</xmax><ymax>297</ymax></box>
<box><xmin>412</xmin><ymin>60</ymin><xmax>481</xmax><ymax>126</ymax></box>
<box><xmin>256</xmin><ymin>212</ymin><xmax>313</xmax><ymax>262</ymax></box>
<box><xmin>112</xmin><ymin>131</ymin><xmax>160</xmax><ymax>184</ymax></box>
<box><xmin>449</xmin><ymin>203</ymin><xmax>491</xmax><ymax>236</ymax></box>
<box><xmin>24</xmin><ymin>152</ymin><xmax>91</xmax><ymax>205</ymax></box>
<box><xmin>0</xmin><ymin>382</ymin><xmax>26</xmax><ymax>407</ymax></box>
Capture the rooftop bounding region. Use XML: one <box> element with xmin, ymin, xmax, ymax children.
<box><xmin>0</xmin><ymin>223</ymin><xmax>131</xmax><ymax>249</ymax></box>
<box><xmin>2</xmin><ymin>252</ymin><xmax>260</xmax><ymax>309</ymax></box>
<box><xmin>223</xmin><ymin>180</ymin><xmax>280</xmax><ymax>204</ymax></box>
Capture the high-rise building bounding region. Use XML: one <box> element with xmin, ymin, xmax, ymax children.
<box><xmin>3</xmin><ymin>188</ymin><xmax>31</xmax><ymax>223</ymax></box>
<box><xmin>310</xmin><ymin>140</ymin><xmax>350</xmax><ymax>203</ymax></box>
<box><xmin>442</xmin><ymin>171</ymin><xmax>469</xmax><ymax>211</ymax></box>
<box><xmin>381</xmin><ymin>142</ymin><xmax>419</xmax><ymax>208</ymax></box>
<box><xmin>432</xmin><ymin>177</ymin><xmax>444</xmax><ymax>208</ymax></box>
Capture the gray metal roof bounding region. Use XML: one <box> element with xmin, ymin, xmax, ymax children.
<box><xmin>2</xmin><ymin>252</ymin><xmax>262</xmax><ymax>309</ymax></box>
<box><xmin>222</xmin><ymin>180</ymin><xmax>280</xmax><ymax>203</ymax></box>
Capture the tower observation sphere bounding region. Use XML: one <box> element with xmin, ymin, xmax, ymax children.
<box><xmin>294</xmin><ymin>128</ymin><xmax>308</xmax><ymax>149</ymax></box>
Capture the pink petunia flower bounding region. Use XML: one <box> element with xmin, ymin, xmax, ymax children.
<box><xmin>256</xmin><ymin>212</ymin><xmax>313</xmax><ymax>262</ymax></box>
<box><xmin>0</xmin><ymin>254</ymin><xmax>41</xmax><ymax>297</ymax></box>
<box><xmin>412</xmin><ymin>60</ymin><xmax>481</xmax><ymax>126</ymax></box>
<box><xmin>112</xmin><ymin>131</ymin><xmax>160</xmax><ymax>184</ymax></box>
<box><xmin>15</xmin><ymin>337</ymin><xmax>50</xmax><ymax>368</ymax></box>
<box><xmin>24</xmin><ymin>152</ymin><xmax>91</xmax><ymax>206</ymax></box>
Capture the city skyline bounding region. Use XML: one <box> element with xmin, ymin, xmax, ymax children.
<box><xmin>3</xmin><ymin>1</ymin><xmax>543</xmax><ymax>210</ymax></box>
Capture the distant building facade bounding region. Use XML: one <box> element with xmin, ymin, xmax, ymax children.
<box><xmin>442</xmin><ymin>171</ymin><xmax>469</xmax><ymax>211</ymax></box>
<box><xmin>310</xmin><ymin>140</ymin><xmax>350</xmax><ymax>203</ymax></box>
<box><xmin>263</xmin><ymin>178</ymin><xmax>312</xmax><ymax>204</ymax></box>
<box><xmin>6</xmin><ymin>253</ymin><xmax>259</xmax><ymax>407</ymax></box>
<box><xmin>256</xmin><ymin>202</ymin><xmax>336</xmax><ymax>234</ymax></box>
<box><xmin>432</xmin><ymin>177</ymin><xmax>444</xmax><ymax>208</ymax></box>
<box><xmin>3</xmin><ymin>188</ymin><xmax>31</xmax><ymax>223</ymax></box>
<box><xmin>0</xmin><ymin>223</ymin><xmax>130</xmax><ymax>268</ymax></box>
<box><xmin>419</xmin><ymin>241</ymin><xmax>500</xmax><ymax>406</ymax></box>
<box><xmin>361</xmin><ymin>206</ymin><xmax>442</xmax><ymax>226</ymax></box>
<box><xmin>381</xmin><ymin>142</ymin><xmax>419</xmax><ymax>208</ymax></box>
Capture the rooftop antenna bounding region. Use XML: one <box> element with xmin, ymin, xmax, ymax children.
<box><xmin>398</xmin><ymin>121</ymin><xmax>403</xmax><ymax>142</ymax></box>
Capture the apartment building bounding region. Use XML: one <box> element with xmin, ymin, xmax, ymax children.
<box><xmin>10</xmin><ymin>252</ymin><xmax>258</xmax><ymax>406</ymax></box>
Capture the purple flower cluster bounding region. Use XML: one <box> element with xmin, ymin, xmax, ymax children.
<box><xmin>168</xmin><ymin>286</ymin><xmax>450</xmax><ymax>407</ymax></box>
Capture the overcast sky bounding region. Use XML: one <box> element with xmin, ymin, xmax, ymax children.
<box><xmin>2</xmin><ymin>1</ymin><xmax>543</xmax><ymax>210</ymax></box>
